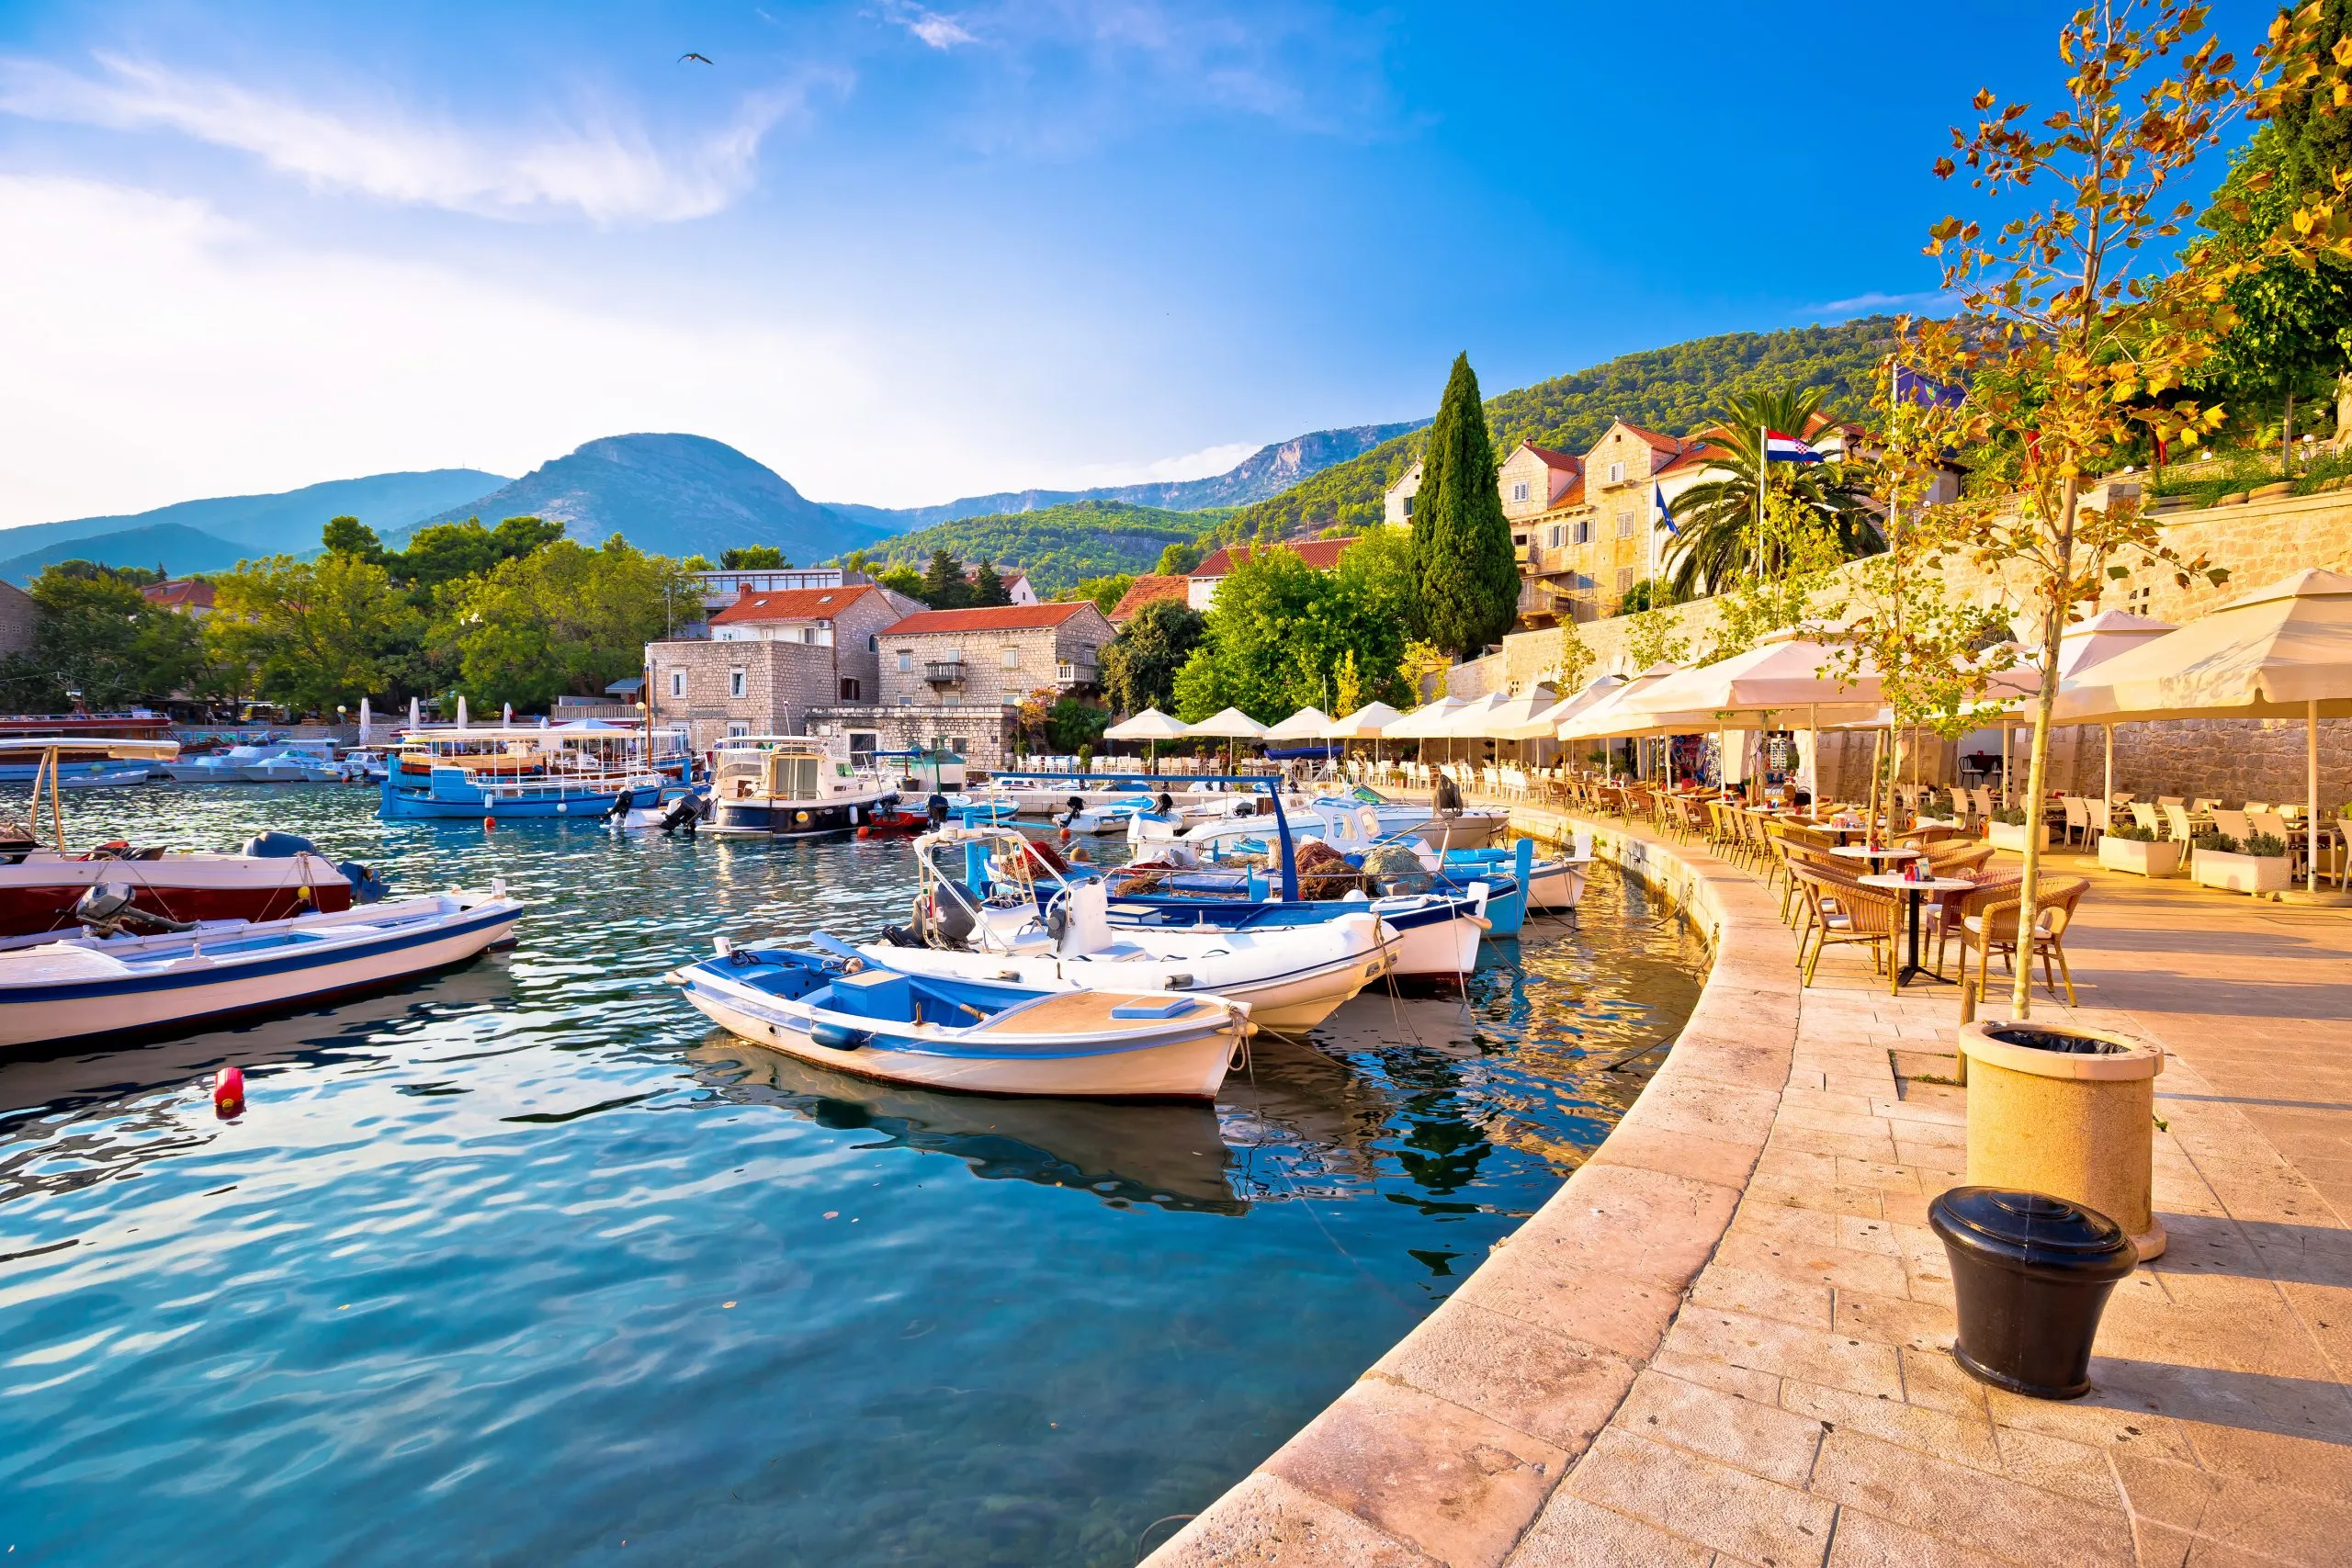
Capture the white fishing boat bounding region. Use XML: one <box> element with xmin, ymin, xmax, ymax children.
<box><xmin>0</xmin><ymin>888</ymin><xmax>524</xmax><ymax>1049</ymax></box>
<box><xmin>239</xmin><ymin>739</ymin><xmax>346</xmax><ymax>782</ymax></box>
<box><xmin>709</xmin><ymin>736</ymin><xmax>895</xmax><ymax>837</ymax></box>
<box><xmin>162</xmin><ymin>743</ymin><xmax>276</xmax><ymax>783</ymax></box>
<box><xmin>670</xmin><ymin>941</ymin><xmax>1252</xmax><ymax>1100</ymax></box>
<box><xmin>855</xmin><ymin>829</ymin><xmax>1396</xmax><ymax>1032</ymax></box>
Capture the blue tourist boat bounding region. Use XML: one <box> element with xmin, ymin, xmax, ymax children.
<box><xmin>379</xmin><ymin>721</ymin><xmax>689</xmax><ymax>820</ymax></box>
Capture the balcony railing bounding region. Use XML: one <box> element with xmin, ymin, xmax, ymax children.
<box><xmin>1056</xmin><ymin>660</ymin><xmax>1100</xmax><ymax>687</ymax></box>
<box><xmin>923</xmin><ymin>660</ymin><xmax>967</xmax><ymax>687</ymax></box>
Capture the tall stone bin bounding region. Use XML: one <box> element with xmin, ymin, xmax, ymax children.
<box><xmin>1958</xmin><ymin>1021</ymin><xmax>2166</xmax><ymax>1260</ymax></box>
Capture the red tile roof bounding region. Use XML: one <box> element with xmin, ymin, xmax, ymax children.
<box><xmin>141</xmin><ymin>579</ymin><xmax>214</xmax><ymax>611</ymax></box>
<box><xmin>1193</xmin><ymin>537</ymin><xmax>1356</xmax><ymax>578</ymax></box>
<box><xmin>1613</xmin><ymin>421</ymin><xmax>1684</xmax><ymax>457</ymax></box>
<box><xmin>710</xmin><ymin>584</ymin><xmax>881</xmax><ymax>625</ymax></box>
<box><xmin>1521</xmin><ymin>442</ymin><xmax>1582</xmax><ymax>472</ymax></box>
<box><xmin>885</xmin><ymin>602</ymin><xmax>1102</xmax><ymax>635</ymax></box>
<box><xmin>1109</xmin><ymin>574</ymin><xmax>1189</xmax><ymax>622</ymax></box>
<box><xmin>1653</xmin><ymin>441</ymin><xmax>1735</xmax><ymax>479</ymax></box>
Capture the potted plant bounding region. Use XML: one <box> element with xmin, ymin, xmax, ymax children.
<box><xmin>1987</xmin><ymin>805</ymin><xmax>2047</xmax><ymax>853</ymax></box>
<box><xmin>2098</xmin><ymin>818</ymin><xmax>2184</xmax><ymax>878</ymax></box>
<box><xmin>2190</xmin><ymin>829</ymin><xmax>2291</xmax><ymax>895</ymax></box>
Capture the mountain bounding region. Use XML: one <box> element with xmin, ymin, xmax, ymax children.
<box><xmin>0</xmin><ymin>468</ymin><xmax>510</xmax><ymax>580</ymax></box>
<box><xmin>0</xmin><ymin>524</ymin><xmax>256</xmax><ymax>586</ymax></box>
<box><xmin>820</xmin><ymin>421</ymin><xmax>1426</xmax><ymax>533</ymax></box>
<box><xmin>401</xmin><ymin>434</ymin><xmax>897</xmax><ymax>563</ymax></box>
<box><xmin>1216</xmin><ymin>319</ymin><xmax>1903</xmax><ymax>541</ymax></box>
<box><xmin>854</xmin><ymin>500</ymin><xmax>1210</xmax><ymax>593</ymax></box>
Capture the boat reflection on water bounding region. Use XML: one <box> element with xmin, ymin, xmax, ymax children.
<box><xmin>688</xmin><ymin>1036</ymin><xmax>1249</xmax><ymax>1214</ymax></box>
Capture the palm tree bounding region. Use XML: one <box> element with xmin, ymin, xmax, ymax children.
<box><xmin>1662</xmin><ymin>387</ymin><xmax>1883</xmax><ymax>599</ymax></box>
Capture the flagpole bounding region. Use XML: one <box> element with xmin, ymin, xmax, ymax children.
<box><xmin>1757</xmin><ymin>422</ymin><xmax>1768</xmax><ymax>577</ymax></box>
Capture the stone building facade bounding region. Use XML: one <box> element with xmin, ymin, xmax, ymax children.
<box><xmin>707</xmin><ymin>582</ymin><xmax>922</xmax><ymax>705</ymax></box>
<box><xmin>644</xmin><ymin>637</ymin><xmax>842</xmax><ymax>752</ymax></box>
<box><xmin>0</xmin><ymin>579</ymin><xmax>36</xmax><ymax>658</ymax></box>
<box><xmin>875</xmin><ymin>603</ymin><xmax>1114</xmax><ymax>709</ymax></box>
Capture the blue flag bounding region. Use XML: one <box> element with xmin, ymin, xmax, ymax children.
<box><xmin>1893</xmin><ymin>365</ymin><xmax>1964</xmax><ymax>409</ymax></box>
<box><xmin>1653</xmin><ymin>482</ymin><xmax>1678</xmax><ymax>535</ymax></box>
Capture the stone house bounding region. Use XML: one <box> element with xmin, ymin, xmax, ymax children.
<box><xmin>876</xmin><ymin>602</ymin><xmax>1114</xmax><ymax>710</ymax></box>
<box><xmin>645</xmin><ymin>637</ymin><xmax>842</xmax><ymax>752</ymax></box>
<box><xmin>1383</xmin><ymin>462</ymin><xmax>1423</xmax><ymax>525</ymax></box>
<box><xmin>141</xmin><ymin>579</ymin><xmax>216</xmax><ymax>619</ymax></box>
<box><xmin>707</xmin><ymin>582</ymin><xmax>922</xmax><ymax>705</ymax></box>
<box><xmin>1186</xmin><ymin>537</ymin><xmax>1356</xmax><ymax>611</ymax></box>
<box><xmin>0</xmin><ymin>579</ymin><xmax>36</xmax><ymax>657</ymax></box>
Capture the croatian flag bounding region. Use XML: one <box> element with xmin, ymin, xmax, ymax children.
<box><xmin>1653</xmin><ymin>482</ymin><xmax>1679</xmax><ymax>535</ymax></box>
<box><xmin>1763</xmin><ymin>429</ymin><xmax>1826</xmax><ymax>464</ymax></box>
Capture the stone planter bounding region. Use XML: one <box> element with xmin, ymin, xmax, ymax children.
<box><xmin>1960</xmin><ymin>1020</ymin><xmax>2165</xmax><ymax>1259</ymax></box>
<box><xmin>2098</xmin><ymin>837</ymin><xmax>2184</xmax><ymax>878</ymax></box>
<box><xmin>2190</xmin><ymin>847</ymin><xmax>2290</xmax><ymax>895</ymax></box>
<box><xmin>1987</xmin><ymin>820</ymin><xmax>2048</xmax><ymax>854</ymax></box>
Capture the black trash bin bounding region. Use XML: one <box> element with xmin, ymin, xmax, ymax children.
<box><xmin>1928</xmin><ymin>1186</ymin><xmax>2137</xmax><ymax>1400</ymax></box>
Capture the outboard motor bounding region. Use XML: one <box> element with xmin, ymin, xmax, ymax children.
<box><xmin>239</xmin><ymin>830</ymin><xmax>322</xmax><ymax>859</ymax></box>
<box><xmin>1053</xmin><ymin>794</ymin><xmax>1087</xmax><ymax>829</ymax></box>
<box><xmin>926</xmin><ymin>792</ymin><xmax>952</xmax><ymax>828</ymax></box>
<box><xmin>335</xmin><ymin>862</ymin><xmax>390</xmax><ymax>904</ymax></box>
<box><xmin>73</xmin><ymin>882</ymin><xmax>198</xmax><ymax>937</ymax></box>
<box><xmin>658</xmin><ymin>793</ymin><xmax>703</xmax><ymax>837</ymax></box>
<box><xmin>915</xmin><ymin>880</ymin><xmax>981</xmax><ymax>948</ymax></box>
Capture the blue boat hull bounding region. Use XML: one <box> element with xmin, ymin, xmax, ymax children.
<box><xmin>380</xmin><ymin>777</ymin><xmax>663</xmax><ymax>819</ymax></box>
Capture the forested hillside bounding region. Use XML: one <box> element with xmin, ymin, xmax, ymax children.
<box><xmin>1216</xmin><ymin>318</ymin><xmax>1900</xmax><ymax>541</ymax></box>
<box><xmin>854</xmin><ymin>500</ymin><xmax>1216</xmax><ymax>592</ymax></box>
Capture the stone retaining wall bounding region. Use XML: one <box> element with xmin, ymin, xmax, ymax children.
<box><xmin>1145</xmin><ymin>811</ymin><xmax>1801</xmax><ymax>1566</ymax></box>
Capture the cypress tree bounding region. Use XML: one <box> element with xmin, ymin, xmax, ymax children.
<box><xmin>920</xmin><ymin>549</ymin><xmax>971</xmax><ymax>609</ymax></box>
<box><xmin>1411</xmin><ymin>353</ymin><xmax>1518</xmax><ymax>661</ymax></box>
<box><xmin>972</xmin><ymin>558</ymin><xmax>1010</xmax><ymax>606</ymax></box>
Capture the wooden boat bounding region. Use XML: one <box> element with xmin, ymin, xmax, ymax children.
<box><xmin>855</xmin><ymin>836</ymin><xmax>1397</xmax><ymax>1032</ymax></box>
<box><xmin>0</xmin><ymin>890</ymin><xmax>523</xmax><ymax>1048</ymax></box>
<box><xmin>0</xmin><ymin>739</ymin><xmax>370</xmax><ymax>936</ymax></box>
<box><xmin>380</xmin><ymin>721</ymin><xmax>690</xmax><ymax>819</ymax></box>
<box><xmin>670</xmin><ymin>942</ymin><xmax>1252</xmax><ymax>1100</ymax></box>
<box><xmin>708</xmin><ymin>736</ymin><xmax>895</xmax><ymax>838</ymax></box>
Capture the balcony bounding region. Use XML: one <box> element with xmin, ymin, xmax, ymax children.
<box><xmin>1056</xmin><ymin>659</ymin><xmax>1101</xmax><ymax>688</ymax></box>
<box><xmin>923</xmin><ymin>659</ymin><xmax>967</xmax><ymax>688</ymax></box>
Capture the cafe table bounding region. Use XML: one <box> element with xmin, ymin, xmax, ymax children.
<box><xmin>1859</xmin><ymin>871</ymin><xmax>1977</xmax><ymax>988</ymax></box>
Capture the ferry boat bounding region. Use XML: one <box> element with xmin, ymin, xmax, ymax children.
<box><xmin>709</xmin><ymin>736</ymin><xmax>895</xmax><ymax>838</ymax></box>
<box><xmin>379</xmin><ymin>721</ymin><xmax>688</xmax><ymax>820</ymax></box>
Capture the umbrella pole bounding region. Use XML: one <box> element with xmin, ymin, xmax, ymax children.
<box><xmin>1806</xmin><ymin>704</ymin><xmax>1818</xmax><ymax>810</ymax></box>
<box><xmin>2103</xmin><ymin>725</ymin><xmax>2112</xmax><ymax>807</ymax></box>
<box><xmin>2001</xmin><ymin>726</ymin><xmax>2013</xmax><ymax>811</ymax></box>
<box><xmin>2310</xmin><ymin>698</ymin><xmax>2321</xmax><ymax>897</ymax></box>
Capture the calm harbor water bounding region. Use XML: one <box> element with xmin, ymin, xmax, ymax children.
<box><xmin>0</xmin><ymin>784</ymin><xmax>1703</xmax><ymax>1567</ymax></box>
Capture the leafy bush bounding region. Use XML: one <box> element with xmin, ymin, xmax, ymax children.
<box><xmin>2109</xmin><ymin>820</ymin><xmax>2158</xmax><ymax>842</ymax></box>
<box><xmin>2193</xmin><ymin>829</ymin><xmax>2240</xmax><ymax>853</ymax></box>
<box><xmin>1992</xmin><ymin>806</ymin><xmax>2029</xmax><ymax>826</ymax></box>
<box><xmin>2245</xmin><ymin>831</ymin><xmax>2290</xmax><ymax>859</ymax></box>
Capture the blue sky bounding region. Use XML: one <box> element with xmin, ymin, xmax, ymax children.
<box><xmin>0</xmin><ymin>0</ymin><xmax>2263</xmax><ymax>525</ymax></box>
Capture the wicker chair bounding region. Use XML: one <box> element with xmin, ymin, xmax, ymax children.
<box><xmin>1951</xmin><ymin>876</ymin><xmax>2090</xmax><ymax>1008</ymax></box>
<box><xmin>1791</xmin><ymin>865</ymin><xmax>1900</xmax><ymax>991</ymax></box>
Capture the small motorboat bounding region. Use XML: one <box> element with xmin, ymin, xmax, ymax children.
<box><xmin>1446</xmin><ymin>833</ymin><xmax>1591</xmax><ymax>910</ymax></box>
<box><xmin>0</xmin><ymin>887</ymin><xmax>524</xmax><ymax>1049</ymax></box>
<box><xmin>670</xmin><ymin>941</ymin><xmax>1252</xmax><ymax>1100</ymax></box>
<box><xmin>860</xmin><ymin>829</ymin><xmax>1397</xmax><ymax>1033</ymax></box>
<box><xmin>707</xmin><ymin>736</ymin><xmax>894</xmax><ymax>838</ymax></box>
<box><xmin>239</xmin><ymin>739</ymin><xmax>345</xmax><ymax>782</ymax></box>
<box><xmin>607</xmin><ymin>785</ymin><xmax>711</xmax><ymax>835</ymax></box>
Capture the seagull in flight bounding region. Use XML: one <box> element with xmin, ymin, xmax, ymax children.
<box><xmin>679</xmin><ymin>51</ymin><xmax>714</xmax><ymax>64</ymax></box>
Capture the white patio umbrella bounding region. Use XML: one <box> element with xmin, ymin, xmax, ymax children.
<box><xmin>2055</xmin><ymin>567</ymin><xmax>2352</xmax><ymax>895</ymax></box>
<box><xmin>1323</xmin><ymin>701</ymin><xmax>1401</xmax><ymax>739</ymax></box>
<box><xmin>358</xmin><ymin>697</ymin><xmax>372</xmax><ymax>744</ymax></box>
<box><xmin>1384</xmin><ymin>695</ymin><xmax>1465</xmax><ymax>739</ymax></box>
<box><xmin>1184</xmin><ymin>706</ymin><xmax>1270</xmax><ymax>773</ymax></box>
<box><xmin>1261</xmin><ymin>706</ymin><xmax>1332</xmax><ymax>741</ymax></box>
<box><xmin>457</xmin><ymin>694</ymin><xmax>469</xmax><ymax>728</ymax></box>
<box><xmin>1560</xmin><ymin>665</ymin><xmax>1687</xmax><ymax>785</ymax></box>
<box><xmin>409</xmin><ymin>696</ymin><xmax>421</xmax><ymax>730</ymax></box>
<box><xmin>1104</xmin><ymin>705</ymin><xmax>1191</xmax><ymax>770</ymax></box>
<box><xmin>1940</xmin><ymin>613</ymin><xmax>2177</xmax><ymax>805</ymax></box>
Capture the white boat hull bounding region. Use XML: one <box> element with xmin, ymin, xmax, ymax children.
<box><xmin>0</xmin><ymin>893</ymin><xmax>522</xmax><ymax>1048</ymax></box>
<box><xmin>674</xmin><ymin>970</ymin><xmax>1243</xmax><ymax>1100</ymax></box>
<box><xmin>1526</xmin><ymin>861</ymin><xmax>1587</xmax><ymax>909</ymax></box>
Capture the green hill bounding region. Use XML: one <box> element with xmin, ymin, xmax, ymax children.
<box><xmin>1216</xmin><ymin>318</ymin><xmax>1902</xmax><ymax>541</ymax></box>
<box><xmin>856</xmin><ymin>500</ymin><xmax>1215</xmax><ymax>592</ymax></box>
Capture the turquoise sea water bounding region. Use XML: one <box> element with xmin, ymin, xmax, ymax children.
<box><xmin>0</xmin><ymin>784</ymin><xmax>1702</xmax><ymax>1567</ymax></box>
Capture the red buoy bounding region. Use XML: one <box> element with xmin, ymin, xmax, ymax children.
<box><xmin>483</xmin><ymin>817</ymin><xmax>495</xmax><ymax>830</ymax></box>
<box><xmin>856</xmin><ymin>826</ymin><xmax>872</xmax><ymax>840</ymax></box>
<box><xmin>214</xmin><ymin>1066</ymin><xmax>245</xmax><ymax>1117</ymax></box>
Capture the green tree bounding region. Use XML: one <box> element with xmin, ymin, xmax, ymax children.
<box><xmin>919</xmin><ymin>548</ymin><xmax>973</xmax><ymax>609</ymax></box>
<box><xmin>1100</xmin><ymin>596</ymin><xmax>1207</xmax><ymax>714</ymax></box>
<box><xmin>2201</xmin><ymin>129</ymin><xmax>2351</xmax><ymax>462</ymax></box>
<box><xmin>720</xmin><ymin>545</ymin><xmax>789</xmax><ymax>570</ymax></box>
<box><xmin>1045</xmin><ymin>697</ymin><xmax>1110</xmax><ymax>753</ymax></box>
<box><xmin>1066</xmin><ymin>573</ymin><xmax>1135</xmax><ymax>615</ymax></box>
<box><xmin>391</xmin><ymin>515</ymin><xmax>561</xmax><ymax>592</ymax></box>
<box><xmin>971</xmin><ymin>558</ymin><xmax>1011</xmax><ymax>606</ymax></box>
<box><xmin>433</xmin><ymin>536</ymin><xmax>688</xmax><ymax>708</ymax></box>
<box><xmin>0</xmin><ymin>567</ymin><xmax>202</xmax><ymax>708</ymax></box>
<box><xmin>1155</xmin><ymin>539</ymin><xmax>1204</xmax><ymax>576</ymax></box>
<box><xmin>322</xmin><ymin>515</ymin><xmax>385</xmax><ymax>563</ymax></box>
<box><xmin>209</xmin><ymin>553</ymin><xmax>425</xmax><ymax>712</ymax></box>
<box><xmin>1172</xmin><ymin>542</ymin><xmax>1413</xmax><ymax>721</ymax></box>
<box><xmin>876</xmin><ymin>562</ymin><xmax>924</xmax><ymax>601</ymax></box>
<box><xmin>1410</xmin><ymin>354</ymin><xmax>1519</xmax><ymax>660</ymax></box>
<box><xmin>1659</xmin><ymin>388</ymin><xmax>1882</xmax><ymax>597</ymax></box>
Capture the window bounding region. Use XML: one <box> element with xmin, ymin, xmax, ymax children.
<box><xmin>839</xmin><ymin>677</ymin><xmax>861</xmax><ymax>701</ymax></box>
<box><xmin>800</xmin><ymin>627</ymin><xmax>819</xmax><ymax>645</ymax></box>
<box><xmin>1549</xmin><ymin>525</ymin><xmax>1566</xmax><ymax>548</ymax></box>
<box><xmin>1608</xmin><ymin>461</ymin><xmax>1625</xmax><ymax>485</ymax></box>
<box><xmin>899</xmin><ymin>696</ymin><xmax>912</xmax><ymax>707</ymax></box>
<box><xmin>1510</xmin><ymin>480</ymin><xmax>1529</xmax><ymax>502</ymax></box>
<box><xmin>867</xmin><ymin>634</ymin><xmax>879</xmax><ymax>653</ymax></box>
<box><xmin>1616</xmin><ymin>509</ymin><xmax>1636</xmax><ymax>537</ymax></box>
<box><xmin>1401</xmin><ymin>494</ymin><xmax>1414</xmax><ymax>518</ymax></box>
<box><xmin>1573</xmin><ymin>519</ymin><xmax>1591</xmax><ymax>545</ymax></box>
<box><xmin>669</xmin><ymin>671</ymin><xmax>685</xmax><ymax>698</ymax></box>
<box><xmin>727</xmin><ymin>722</ymin><xmax>750</xmax><ymax>739</ymax></box>
<box><xmin>897</xmin><ymin>650</ymin><xmax>913</xmax><ymax>671</ymax></box>
<box><xmin>1617</xmin><ymin>568</ymin><xmax>1635</xmax><ymax>595</ymax></box>
<box><xmin>1001</xmin><ymin>647</ymin><xmax>1021</xmax><ymax>670</ymax></box>
<box><xmin>729</xmin><ymin>669</ymin><xmax>746</xmax><ymax>699</ymax></box>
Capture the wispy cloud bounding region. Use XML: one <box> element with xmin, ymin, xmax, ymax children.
<box><xmin>0</xmin><ymin>52</ymin><xmax>838</xmax><ymax>222</ymax></box>
<box><xmin>882</xmin><ymin>3</ymin><xmax>979</xmax><ymax>50</ymax></box>
<box><xmin>1812</xmin><ymin>288</ymin><xmax>1956</xmax><ymax>317</ymax></box>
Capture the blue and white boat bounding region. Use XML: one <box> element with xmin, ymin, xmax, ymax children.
<box><xmin>380</xmin><ymin>722</ymin><xmax>687</xmax><ymax>820</ymax></box>
<box><xmin>669</xmin><ymin>940</ymin><xmax>1252</xmax><ymax>1100</ymax></box>
<box><xmin>0</xmin><ymin>888</ymin><xmax>524</xmax><ymax>1048</ymax></box>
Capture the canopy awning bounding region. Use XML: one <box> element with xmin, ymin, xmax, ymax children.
<box><xmin>1104</xmin><ymin>706</ymin><xmax>1191</xmax><ymax>740</ymax></box>
<box><xmin>2053</xmin><ymin>568</ymin><xmax>2352</xmax><ymax>725</ymax></box>
<box><xmin>1184</xmin><ymin>706</ymin><xmax>1271</xmax><ymax>739</ymax></box>
<box><xmin>1322</xmin><ymin>701</ymin><xmax>1402</xmax><ymax>739</ymax></box>
<box><xmin>1382</xmin><ymin>695</ymin><xmax>1467</xmax><ymax>739</ymax></box>
<box><xmin>1261</xmin><ymin>706</ymin><xmax>1334</xmax><ymax>742</ymax></box>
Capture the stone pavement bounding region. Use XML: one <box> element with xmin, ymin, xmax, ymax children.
<box><xmin>1145</xmin><ymin>813</ymin><xmax>2352</xmax><ymax>1568</ymax></box>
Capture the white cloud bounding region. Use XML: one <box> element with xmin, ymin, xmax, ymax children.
<box><xmin>0</xmin><ymin>53</ymin><xmax>829</xmax><ymax>222</ymax></box>
<box><xmin>1813</xmin><ymin>288</ymin><xmax>1955</xmax><ymax>317</ymax></box>
<box><xmin>884</xmin><ymin>5</ymin><xmax>978</xmax><ymax>49</ymax></box>
<box><xmin>1064</xmin><ymin>440</ymin><xmax>1259</xmax><ymax>489</ymax></box>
